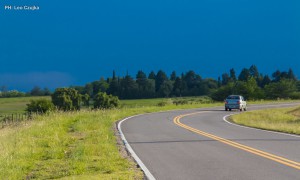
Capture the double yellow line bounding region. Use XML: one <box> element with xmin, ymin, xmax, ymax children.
<box><xmin>173</xmin><ymin>111</ymin><xmax>300</xmax><ymax>170</ymax></box>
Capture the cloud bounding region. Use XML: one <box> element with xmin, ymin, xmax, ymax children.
<box><xmin>0</xmin><ymin>72</ymin><xmax>74</xmax><ymax>91</ymax></box>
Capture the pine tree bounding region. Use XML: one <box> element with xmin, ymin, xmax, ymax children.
<box><xmin>230</xmin><ymin>68</ymin><xmax>237</xmax><ymax>82</ymax></box>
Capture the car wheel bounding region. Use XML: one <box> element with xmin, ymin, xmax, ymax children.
<box><xmin>240</xmin><ymin>108</ymin><xmax>243</xmax><ymax>111</ymax></box>
<box><xmin>229</xmin><ymin>109</ymin><xmax>232</xmax><ymax>111</ymax></box>
<box><xmin>244</xmin><ymin>107</ymin><xmax>247</xmax><ymax>111</ymax></box>
<box><xmin>225</xmin><ymin>108</ymin><xmax>228</xmax><ymax>111</ymax></box>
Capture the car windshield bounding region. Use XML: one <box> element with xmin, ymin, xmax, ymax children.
<box><xmin>227</xmin><ymin>96</ymin><xmax>240</xmax><ymax>100</ymax></box>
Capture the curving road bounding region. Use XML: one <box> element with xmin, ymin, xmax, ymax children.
<box><xmin>120</xmin><ymin>103</ymin><xmax>300</xmax><ymax>180</ymax></box>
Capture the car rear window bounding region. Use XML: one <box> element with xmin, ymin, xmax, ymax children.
<box><xmin>227</xmin><ymin>96</ymin><xmax>240</xmax><ymax>99</ymax></box>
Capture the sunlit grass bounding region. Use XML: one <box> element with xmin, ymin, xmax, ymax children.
<box><xmin>231</xmin><ymin>106</ymin><xmax>300</xmax><ymax>135</ymax></box>
<box><xmin>0</xmin><ymin>96</ymin><xmax>50</xmax><ymax>115</ymax></box>
<box><xmin>0</xmin><ymin>110</ymin><xmax>141</xmax><ymax>179</ymax></box>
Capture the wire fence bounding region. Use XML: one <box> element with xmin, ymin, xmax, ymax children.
<box><xmin>0</xmin><ymin>113</ymin><xmax>35</xmax><ymax>128</ymax></box>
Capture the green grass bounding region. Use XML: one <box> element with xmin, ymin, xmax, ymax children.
<box><xmin>231</xmin><ymin>106</ymin><xmax>300</xmax><ymax>135</ymax></box>
<box><xmin>0</xmin><ymin>110</ymin><xmax>142</xmax><ymax>179</ymax></box>
<box><xmin>120</xmin><ymin>96</ymin><xmax>214</xmax><ymax>107</ymax></box>
<box><xmin>0</xmin><ymin>96</ymin><xmax>50</xmax><ymax>115</ymax></box>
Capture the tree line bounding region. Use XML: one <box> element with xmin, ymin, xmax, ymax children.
<box><xmin>1</xmin><ymin>65</ymin><xmax>299</xmax><ymax>101</ymax></box>
<box><xmin>71</xmin><ymin>65</ymin><xmax>299</xmax><ymax>101</ymax></box>
<box><xmin>0</xmin><ymin>86</ymin><xmax>51</xmax><ymax>98</ymax></box>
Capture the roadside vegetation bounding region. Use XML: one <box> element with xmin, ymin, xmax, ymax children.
<box><xmin>231</xmin><ymin>106</ymin><xmax>300</xmax><ymax>135</ymax></box>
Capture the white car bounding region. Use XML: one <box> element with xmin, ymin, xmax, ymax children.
<box><xmin>225</xmin><ymin>95</ymin><xmax>247</xmax><ymax>111</ymax></box>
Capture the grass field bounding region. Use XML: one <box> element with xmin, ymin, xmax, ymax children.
<box><xmin>1</xmin><ymin>96</ymin><xmax>296</xmax><ymax>114</ymax></box>
<box><xmin>1</xmin><ymin>96</ymin><xmax>300</xmax><ymax>179</ymax></box>
<box><xmin>231</xmin><ymin>106</ymin><xmax>300</xmax><ymax>135</ymax></box>
<box><xmin>0</xmin><ymin>96</ymin><xmax>50</xmax><ymax>115</ymax></box>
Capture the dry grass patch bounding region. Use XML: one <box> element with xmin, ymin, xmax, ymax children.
<box><xmin>231</xmin><ymin>106</ymin><xmax>300</xmax><ymax>135</ymax></box>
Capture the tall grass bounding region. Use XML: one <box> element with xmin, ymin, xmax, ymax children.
<box><xmin>231</xmin><ymin>106</ymin><xmax>300</xmax><ymax>135</ymax></box>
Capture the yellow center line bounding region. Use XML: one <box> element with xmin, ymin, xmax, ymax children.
<box><xmin>173</xmin><ymin>111</ymin><xmax>300</xmax><ymax>170</ymax></box>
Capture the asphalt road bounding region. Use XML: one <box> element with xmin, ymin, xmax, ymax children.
<box><xmin>121</xmin><ymin>103</ymin><xmax>300</xmax><ymax>180</ymax></box>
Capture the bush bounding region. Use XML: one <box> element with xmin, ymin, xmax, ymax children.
<box><xmin>51</xmin><ymin>88</ymin><xmax>81</xmax><ymax>111</ymax></box>
<box><xmin>173</xmin><ymin>100</ymin><xmax>189</xmax><ymax>106</ymax></box>
<box><xmin>26</xmin><ymin>99</ymin><xmax>54</xmax><ymax>114</ymax></box>
<box><xmin>157</xmin><ymin>101</ymin><xmax>168</xmax><ymax>106</ymax></box>
<box><xmin>290</xmin><ymin>92</ymin><xmax>300</xmax><ymax>100</ymax></box>
<box><xmin>93</xmin><ymin>92</ymin><xmax>119</xmax><ymax>109</ymax></box>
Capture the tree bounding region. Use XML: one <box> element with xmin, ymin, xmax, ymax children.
<box><xmin>107</xmin><ymin>78</ymin><xmax>119</xmax><ymax>96</ymax></box>
<box><xmin>155</xmin><ymin>70</ymin><xmax>168</xmax><ymax>92</ymax></box>
<box><xmin>182</xmin><ymin>70</ymin><xmax>202</xmax><ymax>96</ymax></box>
<box><xmin>143</xmin><ymin>79</ymin><xmax>156</xmax><ymax>98</ymax></box>
<box><xmin>235</xmin><ymin>77</ymin><xmax>264</xmax><ymax>100</ymax></box>
<box><xmin>119</xmin><ymin>75</ymin><xmax>138</xmax><ymax>99</ymax></box>
<box><xmin>26</xmin><ymin>99</ymin><xmax>54</xmax><ymax>114</ymax></box>
<box><xmin>288</xmin><ymin>68</ymin><xmax>297</xmax><ymax>81</ymax></box>
<box><xmin>238</xmin><ymin>68</ymin><xmax>250</xmax><ymax>81</ymax></box>
<box><xmin>222</xmin><ymin>73</ymin><xmax>230</xmax><ymax>85</ymax></box>
<box><xmin>148</xmin><ymin>71</ymin><xmax>156</xmax><ymax>80</ymax></box>
<box><xmin>272</xmin><ymin>70</ymin><xmax>281</xmax><ymax>82</ymax></box>
<box><xmin>43</xmin><ymin>88</ymin><xmax>51</xmax><ymax>96</ymax></box>
<box><xmin>217</xmin><ymin>76</ymin><xmax>221</xmax><ymax>87</ymax></box>
<box><xmin>93</xmin><ymin>92</ymin><xmax>119</xmax><ymax>109</ymax></box>
<box><xmin>98</xmin><ymin>77</ymin><xmax>110</xmax><ymax>92</ymax></box>
<box><xmin>84</xmin><ymin>83</ymin><xmax>93</xmax><ymax>97</ymax></box>
<box><xmin>184</xmin><ymin>70</ymin><xmax>197</xmax><ymax>89</ymax></box>
<box><xmin>136</xmin><ymin>70</ymin><xmax>147</xmax><ymax>90</ymax></box>
<box><xmin>211</xmin><ymin>82</ymin><xmax>235</xmax><ymax>101</ymax></box>
<box><xmin>158</xmin><ymin>80</ymin><xmax>173</xmax><ymax>97</ymax></box>
<box><xmin>229</xmin><ymin>68</ymin><xmax>237</xmax><ymax>82</ymax></box>
<box><xmin>51</xmin><ymin>88</ymin><xmax>81</xmax><ymax>111</ymax></box>
<box><xmin>202</xmin><ymin>78</ymin><xmax>218</xmax><ymax>95</ymax></box>
<box><xmin>261</xmin><ymin>75</ymin><xmax>271</xmax><ymax>87</ymax></box>
<box><xmin>264</xmin><ymin>79</ymin><xmax>297</xmax><ymax>99</ymax></box>
<box><xmin>170</xmin><ymin>71</ymin><xmax>177</xmax><ymax>81</ymax></box>
<box><xmin>136</xmin><ymin>70</ymin><xmax>149</xmax><ymax>98</ymax></box>
<box><xmin>0</xmin><ymin>90</ymin><xmax>26</xmax><ymax>98</ymax></box>
<box><xmin>82</xmin><ymin>94</ymin><xmax>90</xmax><ymax>107</ymax></box>
<box><xmin>249</xmin><ymin>65</ymin><xmax>259</xmax><ymax>78</ymax></box>
<box><xmin>30</xmin><ymin>86</ymin><xmax>43</xmax><ymax>96</ymax></box>
<box><xmin>173</xmin><ymin>77</ymin><xmax>186</xmax><ymax>96</ymax></box>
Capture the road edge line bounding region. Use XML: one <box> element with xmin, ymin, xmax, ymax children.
<box><xmin>118</xmin><ymin>115</ymin><xmax>156</xmax><ymax>180</ymax></box>
<box><xmin>223</xmin><ymin>114</ymin><xmax>300</xmax><ymax>138</ymax></box>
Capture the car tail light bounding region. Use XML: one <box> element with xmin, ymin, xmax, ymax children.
<box><xmin>225</xmin><ymin>101</ymin><xmax>228</xmax><ymax>104</ymax></box>
<box><xmin>237</xmin><ymin>101</ymin><xmax>241</xmax><ymax>104</ymax></box>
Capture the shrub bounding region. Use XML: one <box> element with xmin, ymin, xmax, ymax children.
<box><xmin>290</xmin><ymin>92</ymin><xmax>300</xmax><ymax>100</ymax></box>
<box><xmin>157</xmin><ymin>101</ymin><xmax>168</xmax><ymax>106</ymax></box>
<box><xmin>93</xmin><ymin>92</ymin><xmax>119</xmax><ymax>109</ymax></box>
<box><xmin>26</xmin><ymin>99</ymin><xmax>54</xmax><ymax>114</ymax></box>
<box><xmin>173</xmin><ymin>100</ymin><xmax>188</xmax><ymax>106</ymax></box>
<box><xmin>51</xmin><ymin>88</ymin><xmax>81</xmax><ymax>111</ymax></box>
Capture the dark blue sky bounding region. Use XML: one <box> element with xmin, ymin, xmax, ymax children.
<box><xmin>0</xmin><ymin>0</ymin><xmax>299</xmax><ymax>91</ymax></box>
